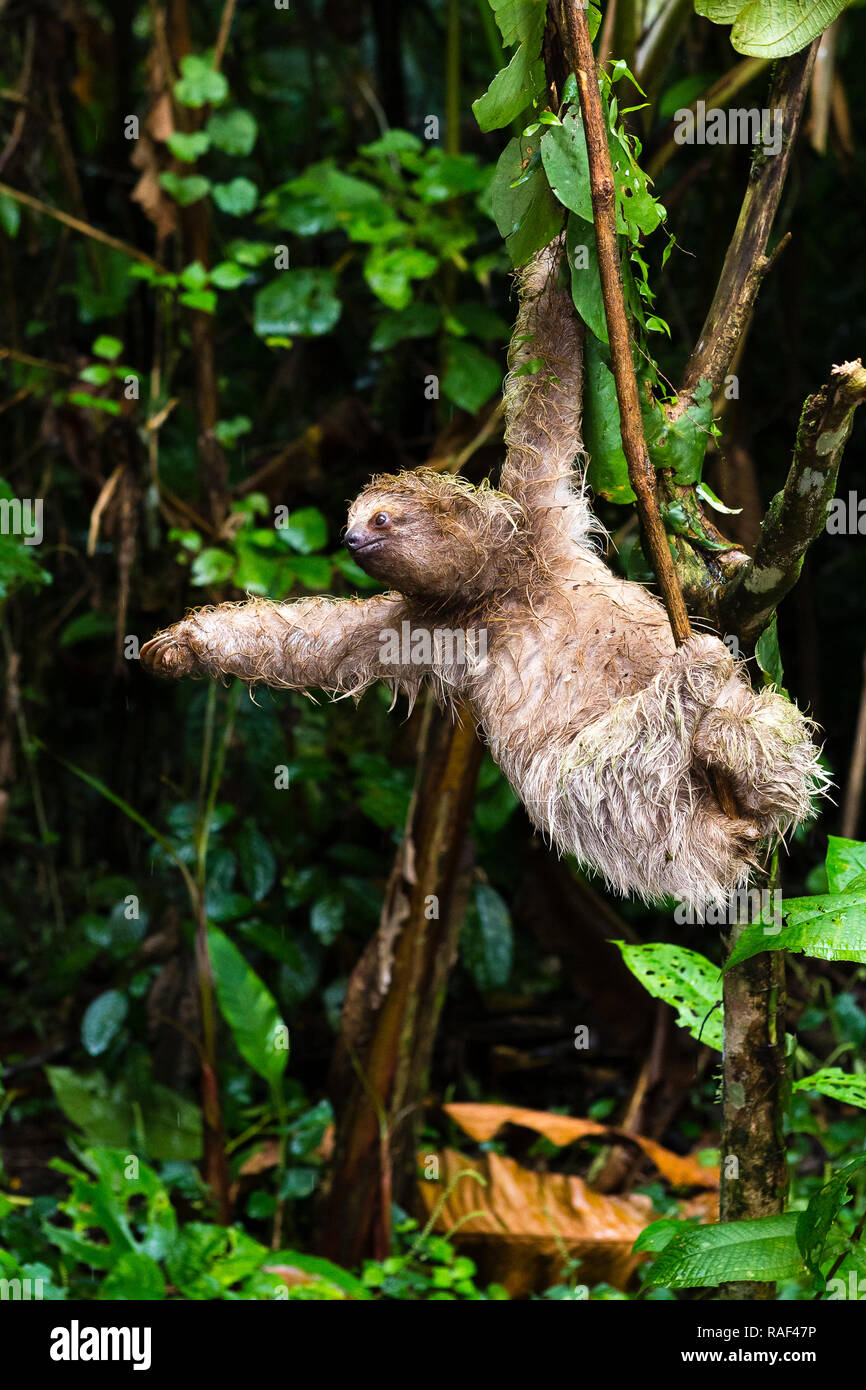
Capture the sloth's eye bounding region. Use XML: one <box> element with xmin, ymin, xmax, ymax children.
<box><xmin>372</xmin><ymin>512</ymin><xmax>390</xmax><ymax>528</ymax></box>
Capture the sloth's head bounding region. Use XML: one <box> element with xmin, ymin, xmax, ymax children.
<box><xmin>344</xmin><ymin>468</ymin><xmax>523</xmax><ymax>604</ymax></box>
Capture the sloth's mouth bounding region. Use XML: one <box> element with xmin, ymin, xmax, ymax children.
<box><xmin>352</xmin><ymin>537</ymin><xmax>387</xmax><ymax>556</ymax></box>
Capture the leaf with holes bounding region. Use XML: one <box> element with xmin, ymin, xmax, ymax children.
<box><xmin>725</xmin><ymin>890</ymin><xmax>866</xmax><ymax>970</ymax></box>
<box><xmin>615</xmin><ymin>942</ymin><xmax>722</xmax><ymax>1049</ymax></box>
<box><xmin>796</xmin><ymin>1154</ymin><xmax>866</xmax><ymax>1278</ymax></box>
<box><xmin>793</xmin><ymin>1068</ymin><xmax>866</xmax><ymax>1111</ymax></box>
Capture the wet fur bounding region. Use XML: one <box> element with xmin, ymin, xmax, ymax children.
<box><xmin>142</xmin><ymin>239</ymin><xmax>827</xmax><ymax>907</ymax></box>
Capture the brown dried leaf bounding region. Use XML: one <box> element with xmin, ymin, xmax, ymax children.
<box><xmin>444</xmin><ymin>1101</ymin><xmax>718</xmax><ymax>1188</ymax></box>
<box><xmin>418</xmin><ymin>1147</ymin><xmax>652</xmax><ymax>1294</ymax></box>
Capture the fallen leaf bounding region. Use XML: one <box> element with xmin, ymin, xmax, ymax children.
<box><xmin>444</xmin><ymin>1102</ymin><xmax>718</xmax><ymax>1188</ymax></box>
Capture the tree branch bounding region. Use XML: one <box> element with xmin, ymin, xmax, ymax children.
<box><xmin>720</xmin><ymin>360</ymin><xmax>866</xmax><ymax>647</ymax></box>
<box><xmin>673</xmin><ymin>42</ymin><xmax>818</xmax><ymax>415</ymax></box>
<box><xmin>559</xmin><ymin>0</ymin><xmax>692</xmax><ymax>647</ymax></box>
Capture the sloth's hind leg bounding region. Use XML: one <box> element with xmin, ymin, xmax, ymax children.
<box><xmin>693</xmin><ymin>680</ymin><xmax>826</xmax><ymax>836</ymax></box>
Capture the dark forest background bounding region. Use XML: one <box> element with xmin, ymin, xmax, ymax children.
<box><xmin>0</xmin><ymin>0</ymin><xmax>865</xmax><ymax>1301</ymax></box>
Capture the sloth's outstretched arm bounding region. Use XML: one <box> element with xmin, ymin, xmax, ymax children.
<box><xmin>140</xmin><ymin>593</ymin><xmax>421</xmax><ymax>696</ymax></box>
<box><xmin>499</xmin><ymin>237</ymin><xmax>592</xmax><ymax>557</ymax></box>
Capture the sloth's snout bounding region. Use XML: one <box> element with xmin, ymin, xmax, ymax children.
<box><xmin>344</xmin><ymin>527</ymin><xmax>365</xmax><ymax>552</ymax></box>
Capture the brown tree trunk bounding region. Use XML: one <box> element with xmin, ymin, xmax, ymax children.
<box><xmin>318</xmin><ymin>699</ymin><xmax>483</xmax><ymax>1267</ymax></box>
<box><xmin>719</xmin><ymin>890</ymin><xmax>788</xmax><ymax>1301</ymax></box>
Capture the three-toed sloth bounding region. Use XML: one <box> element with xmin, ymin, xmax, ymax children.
<box><xmin>142</xmin><ymin>239</ymin><xmax>824</xmax><ymax>908</ymax></box>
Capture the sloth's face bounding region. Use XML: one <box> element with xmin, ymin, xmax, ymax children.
<box><xmin>344</xmin><ymin>481</ymin><xmax>481</xmax><ymax>601</ymax></box>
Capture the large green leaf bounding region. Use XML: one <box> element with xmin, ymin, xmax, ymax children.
<box><xmin>489</xmin><ymin>137</ymin><xmax>563</xmax><ymax>267</ymax></box>
<box><xmin>208</xmin><ymin>925</ymin><xmax>289</xmax><ymax>1085</ymax></box>
<box><xmin>646</xmin><ymin>1214</ymin><xmax>806</xmax><ymax>1288</ymax></box>
<box><xmin>566</xmin><ymin>214</ymin><xmax>607</xmax><ymax>344</ymax></box>
<box><xmin>542</xmin><ymin>110</ymin><xmax>663</xmax><ymax>239</ymax></box>
<box><xmin>615</xmin><ymin>942</ymin><xmax>723</xmax><ymax>1049</ymax></box>
<box><xmin>582</xmin><ymin>337</ymin><xmax>635</xmax><ymax>502</ymax></box>
<box><xmin>696</xmin><ymin>0</ymin><xmax>850</xmax><ymax>58</ymax></box>
<box><xmin>253</xmin><ymin>270</ymin><xmax>341</xmax><ymax>338</ymax></box>
<box><xmin>826</xmin><ymin>837</ymin><xmax>866</xmax><ymax>893</ymax></box>
<box><xmin>473</xmin><ymin>44</ymin><xmax>545</xmax><ymax>134</ymax></box>
<box><xmin>796</xmin><ymin>1155</ymin><xmax>866</xmax><ymax>1278</ymax></box>
<box><xmin>47</xmin><ymin>1067</ymin><xmax>202</xmax><ymax>1161</ymax></box>
<box><xmin>725</xmin><ymin>889</ymin><xmax>866</xmax><ymax>969</ymax></box>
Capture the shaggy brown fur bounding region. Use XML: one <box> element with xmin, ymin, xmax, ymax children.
<box><xmin>141</xmin><ymin>238</ymin><xmax>826</xmax><ymax>908</ymax></box>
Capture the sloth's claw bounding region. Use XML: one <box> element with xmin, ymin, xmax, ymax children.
<box><xmin>140</xmin><ymin>629</ymin><xmax>197</xmax><ymax>678</ymax></box>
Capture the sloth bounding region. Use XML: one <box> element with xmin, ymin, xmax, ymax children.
<box><xmin>141</xmin><ymin>239</ymin><xmax>825</xmax><ymax>908</ymax></box>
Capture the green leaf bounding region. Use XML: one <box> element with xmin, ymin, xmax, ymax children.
<box><xmin>442</xmin><ymin>339</ymin><xmax>502</xmax><ymax>414</ymax></box>
<box><xmin>253</xmin><ymin>270</ymin><xmax>342</xmax><ymax>338</ymax></box>
<box><xmin>363</xmin><ymin>246</ymin><xmax>438</xmax><ymax>311</ymax></box>
<box><xmin>214</xmin><ymin>414</ymin><xmax>252</xmax><ymax>448</ymax></box>
<box><xmin>582</xmin><ymin>337</ymin><xmax>635</xmax><ymax>503</ymax></box>
<box><xmin>180</xmin><ymin>289</ymin><xmax>217</xmax><ymax>313</ymax></box>
<box><xmin>160</xmin><ymin>172</ymin><xmax>211</xmax><ymax>206</ymax></box>
<box><xmin>473</xmin><ymin>44</ymin><xmax>545</xmax><ymax>134</ymax></box>
<box><xmin>46</xmin><ymin>1070</ymin><xmax>201</xmax><ymax>1160</ymax></box>
<box><xmin>206</xmin><ymin>107</ymin><xmax>258</xmax><ymax>155</ymax></box>
<box><xmin>643</xmin><ymin>389</ymin><xmax>712</xmax><ymax>486</ymax></box>
<box><xmin>696</xmin><ymin>480</ymin><xmax>742</xmax><ymax>515</ymax></box>
<box><xmin>794</xmin><ymin>1068</ymin><xmax>866</xmax><ymax>1112</ymax></box>
<box><xmin>615</xmin><ymin>942</ymin><xmax>723</xmax><ymax>1049</ymax></box>
<box><xmin>278</xmin><ymin>506</ymin><xmax>327</xmax><ymax>554</ymax></box>
<box><xmin>191</xmin><ymin>547</ymin><xmax>235</xmax><ymax>586</ymax></box>
<box><xmin>59</xmin><ymin>611</ymin><xmax>115</xmax><ymax>647</ymax></box>
<box><xmin>646</xmin><ymin>1214</ymin><xmax>806</xmax><ymax>1288</ymax></box>
<box><xmin>725</xmin><ymin>890</ymin><xmax>866</xmax><ymax>969</ymax></box>
<box><xmin>489</xmin><ymin>136</ymin><xmax>563</xmax><ymax>267</ymax></box>
<box><xmin>371</xmin><ymin>302</ymin><xmax>441</xmax><ymax>351</ymax></box>
<box><xmin>461</xmin><ymin>882</ymin><xmax>513</xmax><ymax>991</ymax></box>
<box><xmin>81</xmin><ymin>990</ymin><xmax>128</xmax><ymax>1056</ymax></box>
<box><xmin>210</xmin><ymin>260</ymin><xmax>249</xmax><ymax>289</ymax></box>
<box><xmin>566</xmin><ymin>213</ymin><xmax>607</xmax><ymax>344</ymax></box>
<box><xmin>487</xmin><ymin>0</ymin><xmax>547</xmax><ymax>46</ymax></box>
<box><xmin>826</xmin><ymin>837</ymin><xmax>866</xmax><ymax>893</ymax></box>
<box><xmin>0</xmin><ymin>190</ymin><xmax>21</xmax><ymax>238</ymax></box>
<box><xmin>267</xmin><ymin>1248</ymin><xmax>370</xmax><ymax>1300</ymax></box>
<box><xmin>360</xmin><ymin>129</ymin><xmax>423</xmax><ymax>157</ymax></box>
<box><xmin>697</xmin><ymin>0</ymin><xmax>850</xmax><ymax>59</ymax></box>
<box><xmin>796</xmin><ymin>1155</ymin><xmax>866</xmax><ymax>1278</ymax></box>
<box><xmin>285</xmin><ymin>557</ymin><xmax>332</xmax><ymax>590</ymax></box>
<box><xmin>542</xmin><ymin>109</ymin><xmax>663</xmax><ymax>238</ymax></box>
<box><xmin>47</xmin><ymin>1068</ymin><xmax>130</xmax><ymax>1148</ymax></box>
<box><xmin>237</xmin><ymin>823</ymin><xmax>277</xmax><ymax>903</ymax></box>
<box><xmin>755</xmin><ymin>613</ymin><xmax>785</xmax><ymax>690</ymax></box>
<box><xmin>79</xmin><ymin>363</ymin><xmax>113</xmax><ymax>385</ymax></box>
<box><xmin>212</xmin><ymin>178</ymin><xmax>259</xmax><ymax>216</ymax></box>
<box><xmin>208</xmin><ymin>926</ymin><xmax>289</xmax><ymax>1085</ymax></box>
<box><xmin>179</xmin><ymin>260</ymin><xmax>210</xmax><ymax>291</ymax></box>
<box><xmin>100</xmin><ymin>1251</ymin><xmax>166</xmax><ymax>1301</ymax></box>
<box><xmin>174</xmin><ymin>53</ymin><xmax>229</xmax><ymax>108</ymax></box>
<box><xmin>310</xmin><ymin>893</ymin><xmax>345</xmax><ymax>946</ymax></box>
<box><xmin>92</xmin><ymin>335</ymin><xmax>123</xmax><ymax>360</ymax></box>
<box><xmin>167</xmin><ymin>131</ymin><xmax>211</xmax><ymax>162</ymax></box>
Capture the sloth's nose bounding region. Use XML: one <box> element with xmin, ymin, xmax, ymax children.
<box><xmin>344</xmin><ymin>528</ymin><xmax>363</xmax><ymax>552</ymax></box>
